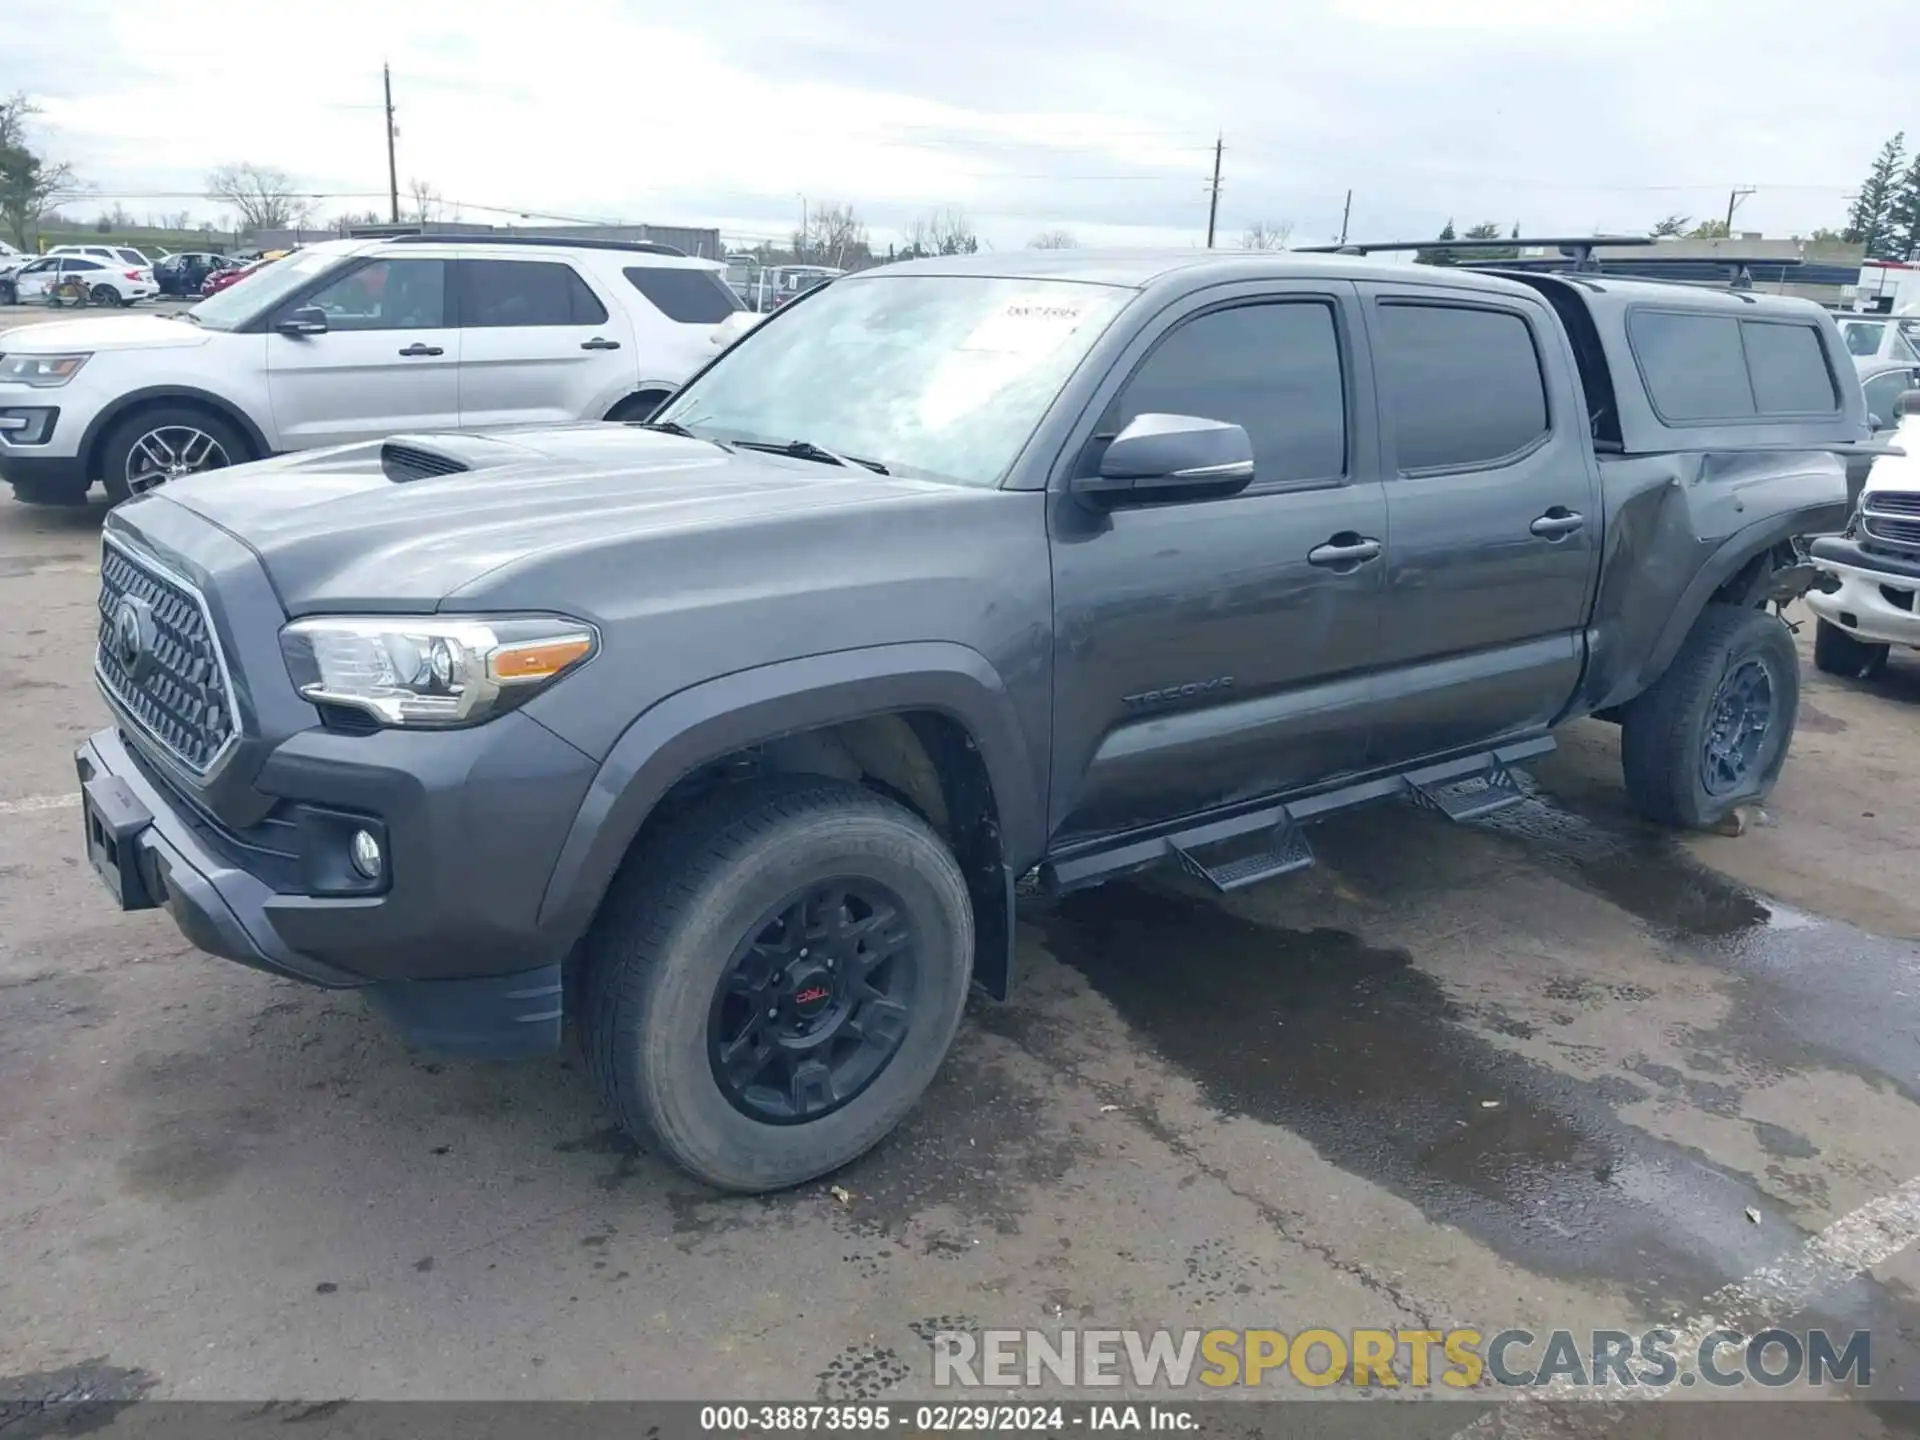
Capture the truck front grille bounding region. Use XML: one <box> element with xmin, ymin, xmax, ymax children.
<box><xmin>95</xmin><ymin>540</ymin><xmax>237</xmax><ymax>774</ymax></box>
<box><xmin>1866</xmin><ymin>491</ymin><xmax>1920</xmax><ymax>518</ymax></box>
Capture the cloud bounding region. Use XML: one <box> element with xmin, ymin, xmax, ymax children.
<box><xmin>3</xmin><ymin>0</ymin><xmax>1909</xmax><ymax>249</ymax></box>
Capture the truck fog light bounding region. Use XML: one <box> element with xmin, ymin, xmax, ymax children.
<box><xmin>350</xmin><ymin>829</ymin><xmax>384</xmax><ymax>879</ymax></box>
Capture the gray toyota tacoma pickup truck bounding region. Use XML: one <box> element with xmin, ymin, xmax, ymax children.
<box><xmin>75</xmin><ymin>249</ymin><xmax>1877</xmax><ymax>1192</ymax></box>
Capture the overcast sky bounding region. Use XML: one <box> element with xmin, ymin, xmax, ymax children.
<box><xmin>4</xmin><ymin>0</ymin><xmax>1912</xmax><ymax>251</ymax></box>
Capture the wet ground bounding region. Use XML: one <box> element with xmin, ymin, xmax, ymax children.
<box><xmin>5</xmin><ymin>483</ymin><xmax>1920</xmax><ymax>1432</ymax></box>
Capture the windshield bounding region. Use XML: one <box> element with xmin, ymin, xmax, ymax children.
<box><xmin>188</xmin><ymin>248</ymin><xmax>344</xmax><ymax>330</ymax></box>
<box><xmin>655</xmin><ymin>275</ymin><xmax>1131</xmax><ymax>487</ymax></box>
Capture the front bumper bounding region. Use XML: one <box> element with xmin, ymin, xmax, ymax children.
<box><xmin>76</xmin><ymin>722</ymin><xmax>583</xmax><ymax>1057</ymax></box>
<box><xmin>1806</xmin><ymin>536</ymin><xmax>1920</xmax><ymax>649</ymax></box>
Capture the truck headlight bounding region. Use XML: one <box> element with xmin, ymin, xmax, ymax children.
<box><xmin>0</xmin><ymin>353</ymin><xmax>90</xmax><ymax>388</ymax></box>
<box><xmin>280</xmin><ymin>616</ymin><xmax>598</xmax><ymax>728</ymax></box>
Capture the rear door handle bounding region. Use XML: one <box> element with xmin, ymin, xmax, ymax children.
<box><xmin>1530</xmin><ymin>508</ymin><xmax>1585</xmax><ymax>539</ymax></box>
<box><xmin>580</xmin><ymin>337</ymin><xmax>622</xmax><ymax>351</ymax></box>
<box><xmin>1307</xmin><ymin>534</ymin><xmax>1383</xmax><ymax>569</ymax></box>
<box><xmin>397</xmin><ymin>343</ymin><xmax>444</xmax><ymax>357</ymax></box>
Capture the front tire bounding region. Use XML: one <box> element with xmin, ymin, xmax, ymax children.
<box><xmin>1812</xmin><ymin>619</ymin><xmax>1889</xmax><ymax>680</ymax></box>
<box><xmin>1620</xmin><ymin>603</ymin><xmax>1800</xmax><ymax>829</ymax></box>
<box><xmin>98</xmin><ymin>405</ymin><xmax>249</xmax><ymax>504</ymax></box>
<box><xmin>583</xmin><ymin>776</ymin><xmax>974</xmax><ymax>1193</ymax></box>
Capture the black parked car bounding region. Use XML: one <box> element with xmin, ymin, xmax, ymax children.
<box><xmin>154</xmin><ymin>251</ymin><xmax>237</xmax><ymax>297</ymax></box>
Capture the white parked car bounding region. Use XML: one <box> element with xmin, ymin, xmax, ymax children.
<box><xmin>0</xmin><ymin>235</ymin><xmax>746</xmax><ymax>505</ymax></box>
<box><xmin>1807</xmin><ymin>388</ymin><xmax>1920</xmax><ymax>678</ymax></box>
<box><xmin>1839</xmin><ymin>311</ymin><xmax>1920</xmax><ymax>365</ymax></box>
<box><xmin>3</xmin><ymin>253</ymin><xmax>157</xmax><ymax>307</ymax></box>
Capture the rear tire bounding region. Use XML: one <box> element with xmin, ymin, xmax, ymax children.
<box><xmin>1812</xmin><ymin>618</ymin><xmax>1889</xmax><ymax>680</ymax></box>
<box><xmin>90</xmin><ymin>285</ymin><xmax>122</xmax><ymax>308</ymax></box>
<box><xmin>1620</xmin><ymin>603</ymin><xmax>1799</xmax><ymax>829</ymax></box>
<box><xmin>583</xmin><ymin>776</ymin><xmax>974</xmax><ymax>1193</ymax></box>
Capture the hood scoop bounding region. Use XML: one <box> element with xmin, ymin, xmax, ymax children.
<box><xmin>379</xmin><ymin>432</ymin><xmax>541</xmax><ymax>483</ymax></box>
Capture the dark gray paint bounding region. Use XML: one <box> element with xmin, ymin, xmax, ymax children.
<box><xmin>88</xmin><ymin>248</ymin><xmax>1862</xmax><ymax>1029</ymax></box>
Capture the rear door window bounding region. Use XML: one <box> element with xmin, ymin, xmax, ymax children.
<box><xmin>459</xmin><ymin>259</ymin><xmax>609</xmax><ymax>327</ymax></box>
<box><xmin>1375</xmin><ymin>302</ymin><xmax>1549</xmax><ymax>470</ymax></box>
<box><xmin>623</xmin><ymin>266</ymin><xmax>745</xmax><ymax>323</ymax></box>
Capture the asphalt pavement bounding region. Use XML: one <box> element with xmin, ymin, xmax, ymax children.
<box><xmin>4</xmin><ymin>481</ymin><xmax>1920</xmax><ymax>1435</ymax></box>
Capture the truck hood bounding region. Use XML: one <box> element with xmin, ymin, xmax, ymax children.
<box><xmin>120</xmin><ymin>423</ymin><xmax>974</xmax><ymax>612</ymax></box>
<box><xmin>3</xmin><ymin>314</ymin><xmax>208</xmax><ymax>353</ymax></box>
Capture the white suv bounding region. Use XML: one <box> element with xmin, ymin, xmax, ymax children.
<box><xmin>0</xmin><ymin>235</ymin><xmax>745</xmax><ymax>505</ymax></box>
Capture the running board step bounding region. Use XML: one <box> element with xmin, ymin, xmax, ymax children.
<box><xmin>1168</xmin><ymin>815</ymin><xmax>1315</xmax><ymax>893</ymax></box>
<box><xmin>1038</xmin><ymin>735</ymin><xmax>1555</xmax><ymax>896</ymax></box>
<box><xmin>1404</xmin><ymin>758</ymin><xmax>1525</xmax><ymax>822</ymax></box>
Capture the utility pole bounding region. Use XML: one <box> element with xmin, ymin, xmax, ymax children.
<box><xmin>383</xmin><ymin>64</ymin><xmax>400</xmax><ymax>226</ymax></box>
<box><xmin>1339</xmin><ymin>189</ymin><xmax>1353</xmax><ymax>246</ymax></box>
<box><xmin>1205</xmin><ymin>134</ymin><xmax>1223</xmax><ymax>249</ymax></box>
<box><xmin>1724</xmin><ymin>185</ymin><xmax>1755</xmax><ymax>235</ymax></box>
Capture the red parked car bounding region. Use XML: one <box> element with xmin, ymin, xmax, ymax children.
<box><xmin>200</xmin><ymin>255</ymin><xmax>278</xmax><ymax>296</ymax></box>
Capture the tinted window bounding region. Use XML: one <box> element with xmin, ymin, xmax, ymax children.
<box><xmin>304</xmin><ymin>258</ymin><xmax>447</xmax><ymax>331</ymax></box>
<box><xmin>1377</xmin><ymin>303</ymin><xmax>1548</xmax><ymax>469</ymax></box>
<box><xmin>624</xmin><ymin>266</ymin><xmax>744</xmax><ymax>324</ymax></box>
<box><xmin>1631</xmin><ymin>311</ymin><xmax>1840</xmax><ymax>421</ymax></box>
<box><xmin>115</xmin><ymin>249</ymin><xmax>146</xmax><ymax>266</ymax></box>
<box><xmin>1101</xmin><ymin>302</ymin><xmax>1346</xmax><ymax>486</ymax></box>
<box><xmin>1743</xmin><ymin>322</ymin><xmax>1837</xmax><ymax>414</ymax></box>
<box><xmin>460</xmin><ymin>259</ymin><xmax>608</xmax><ymax>327</ymax></box>
<box><xmin>1629</xmin><ymin>312</ymin><xmax>1754</xmax><ymax>421</ymax></box>
<box><xmin>65</xmin><ymin>259</ymin><xmax>102</xmax><ymax>272</ymax></box>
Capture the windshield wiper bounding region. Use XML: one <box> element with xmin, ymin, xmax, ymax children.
<box><xmin>638</xmin><ymin>419</ymin><xmax>733</xmax><ymax>451</ymax></box>
<box><xmin>734</xmin><ymin>437</ymin><xmax>889</xmax><ymax>475</ymax></box>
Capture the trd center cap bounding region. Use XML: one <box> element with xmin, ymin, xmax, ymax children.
<box><xmin>786</xmin><ymin>967</ymin><xmax>835</xmax><ymax>1019</ymax></box>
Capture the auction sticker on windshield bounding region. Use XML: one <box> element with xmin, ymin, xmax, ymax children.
<box><xmin>959</xmin><ymin>296</ymin><xmax>1100</xmax><ymax>356</ymax></box>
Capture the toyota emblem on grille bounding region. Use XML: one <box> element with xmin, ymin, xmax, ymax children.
<box><xmin>111</xmin><ymin>595</ymin><xmax>155</xmax><ymax>677</ymax></box>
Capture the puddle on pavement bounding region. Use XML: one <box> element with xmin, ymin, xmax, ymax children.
<box><xmin>1028</xmin><ymin>776</ymin><xmax>1920</xmax><ymax>1305</ymax></box>
<box><xmin>1032</xmin><ymin>882</ymin><xmax>1787</xmax><ymax>1307</ymax></box>
<box><xmin>1472</xmin><ymin>793</ymin><xmax>1920</xmax><ymax>1099</ymax></box>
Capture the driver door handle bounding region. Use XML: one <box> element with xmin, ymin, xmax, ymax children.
<box><xmin>580</xmin><ymin>337</ymin><xmax>622</xmax><ymax>351</ymax></box>
<box><xmin>1530</xmin><ymin>508</ymin><xmax>1585</xmax><ymax>539</ymax></box>
<box><xmin>1307</xmin><ymin>535</ymin><xmax>1383</xmax><ymax>568</ymax></box>
<box><xmin>397</xmin><ymin>343</ymin><xmax>443</xmax><ymax>357</ymax></box>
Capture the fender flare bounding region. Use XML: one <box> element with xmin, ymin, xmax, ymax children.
<box><xmin>79</xmin><ymin>385</ymin><xmax>272</xmax><ymax>475</ymax></box>
<box><xmin>1633</xmin><ymin>510</ymin><xmax>1818</xmax><ymax>698</ymax></box>
<box><xmin>536</xmin><ymin>641</ymin><xmax>1045</xmax><ymax>949</ymax></box>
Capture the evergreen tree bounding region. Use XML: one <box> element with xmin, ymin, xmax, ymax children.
<box><xmin>1845</xmin><ymin>133</ymin><xmax>1907</xmax><ymax>255</ymax></box>
<box><xmin>1888</xmin><ymin>153</ymin><xmax>1920</xmax><ymax>262</ymax></box>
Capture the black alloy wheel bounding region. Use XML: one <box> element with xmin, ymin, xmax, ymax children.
<box><xmin>708</xmin><ymin>880</ymin><xmax>920</xmax><ymax>1123</ymax></box>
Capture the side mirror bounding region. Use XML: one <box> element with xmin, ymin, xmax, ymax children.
<box><xmin>1072</xmin><ymin>413</ymin><xmax>1255</xmax><ymax>506</ymax></box>
<box><xmin>1899</xmin><ymin>389</ymin><xmax>1920</xmax><ymax>419</ymax></box>
<box><xmin>277</xmin><ymin>306</ymin><xmax>328</xmax><ymax>337</ymax></box>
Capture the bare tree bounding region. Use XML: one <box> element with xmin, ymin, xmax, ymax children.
<box><xmin>0</xmin><ymin>92</ymin><xmax>78</xmax><ymax>247</ymax></box>
<box><xmin>1028</xmin><ymin>229</ymin><xmax>1077</xmax><ymax>249</ymax></box>
<box><xmin>1239</xmin><ymin>219</ymin><xmax>1293</xmax><ymax>251</ymax></box>
<box><xmin>900</xmin><ymin>206</ymin><xmax>979</xmax><ymax>260</ymax></box>
<box><xmin>792</xmin><ymin>202</ymin><xmax>871</xmax><ymax>268</ymax></box>
<box><xmin>407</xmin><ymin>177</ymin><xmax>443</xmax><ymax>224</ymax></box>
<box><xmin>206</xmin><ymin>163</ymin><xmax>311</xmax><ymax>233</ymax></box>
